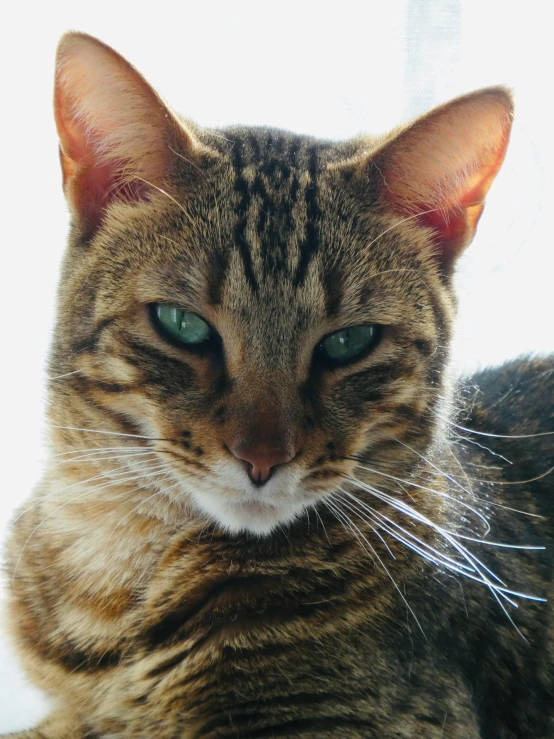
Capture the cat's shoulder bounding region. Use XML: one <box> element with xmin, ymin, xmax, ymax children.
<box><xmin>459</xmin><ymin>356</ymin><xmax>554</xmax><ymax>524</ymax></box>
<box><xmin>462</xmin><ymin>355</ymin><xmax>554</xmax><ymax>435</ymax></box>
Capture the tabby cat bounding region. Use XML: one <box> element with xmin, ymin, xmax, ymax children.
<box><xmin>4</xmin><ymin>32</ymin><xmax>553</xmax><ymax>738</ymax></box>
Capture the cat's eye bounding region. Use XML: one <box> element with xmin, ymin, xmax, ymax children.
<box><xmin>152</xmin><ymin>304</ymin><xmax>211</xmax><ymax>345</ymax></box>
<box><xmin>319</xmin><ymin>325</ymin><xmax>377</xmax><ymax>364</ymax></box>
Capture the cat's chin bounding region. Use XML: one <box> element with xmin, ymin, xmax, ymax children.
<box><xmin>192</xmin><ymin>494</ymin><xmax>305</xmax><ymax>537</ymax></box>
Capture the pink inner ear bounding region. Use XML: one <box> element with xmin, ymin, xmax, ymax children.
<box><xmin>371</xmin><ymin>89</ymin><xmax>513</xmax><ymax>268</ymax></box>
<box><xmin>54</xmin><ymin>32</ymin><xmax>182</xmax><ymax>239</ymax></box>
<box><xmin>60</xmin><ymin>147</ymin><xmax>151</xmax><ymax>238</ymax></box>
<box><xmin>57</xmin><ymin>88</ymin><xmax>152</xmax><ymax>237</ymax></box>
<box><xmin>410</xmin><ymin>135</ymin><xmax>509</xmax><ymax>264</ymax></box>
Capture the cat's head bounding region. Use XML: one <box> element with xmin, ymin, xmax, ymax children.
<box><xmin>49</xmin><ymin>33</ymin><xmax>512</xmax><ymax>535</ymax></box>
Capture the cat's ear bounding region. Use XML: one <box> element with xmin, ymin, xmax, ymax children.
<box><xmin>55</xmin><ymin>32</ymin><xmax>203</xmax><ymax>237</ymax></box>
<box><xmin>357</xmin><ymin>88</ymin><xmax>513</xmax><ymax>270</ymax></box>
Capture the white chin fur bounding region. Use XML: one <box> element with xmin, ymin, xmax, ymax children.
<box><xmin>192</xmin><ymin>492</ymin><xmax>305</xmax><ymax>536</ymax></box>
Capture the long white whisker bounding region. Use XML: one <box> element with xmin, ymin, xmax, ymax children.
<box><xmin>351</xmin><ymin>462</ymin><xmax>491</xmax><ymax>534</ymax></box>
<box><xmin>106</xmin><ymin>476</ymin><xmax>181</xmax><ymax>545</ymax></box>
<box><xmin>344</xmin><ymin>478</ymin><xmax>546</xmax><ymax>606</ymax></box>
<box><xmin>348</xmin><ymin>475</ymin><xmax>505</xmax><ymax>587</ymax></box>
<box><xmin>13</xmin><ymin>459</ymin><xmax>170</xmax><ymax>524</ymax></box>
<box><xmin>49</xmin><ymin>424</ymin><xmax>162</xmax><ymax>440</ymax></box>
<box><xmin>47</xmin><ymin>369</ymin><xmax>83</xmax><ymax>380</ymax></box>
<box><xmin>338</xmin><ymin>490</ymin><xmax>473</xmax><ymax>573</ymax></box>
<box><xmin>340</xmin><ymin>490</ymin><xmax>545</xmax><ymax>600</ymax></box>
<box><xmin>51</xmin><ymin>451</ymin><xmax>158</xmax><ymax>468</ymax></box>
<box><xmin>451</xmin><ymin>435</ymin><xmax>513</xmax><ymax>464</ymax></box>
<box><xmin>336</xmin><ymin>495</ymin><xmax>396</xmax><ymax>558</ymax></box>
<box><xmin>134</xmin><ymin>177</ymin><xmax>196</xmax><ymax>227</ymax></box>
<box><xmin>324</xmin><ymin>496</ymin><xmax>426</xmax><ymax>637</ymax></box>
<box><xmin>433</xmin><ymin>411</ymin><xmax>554</xmax><ymax>440</ymax></box>
<box><xmin>365</xmin><ymin>207</ymin><xmax>446</xmax><ymax>249</ymax></box>
<box><xmin>51</xmin><ymin>445</ymin><xmax>151</xmax><ymax>458</ymax></box>
<box><xmin>394</xmin><ymin>437</ymin><xmax>476</xmax><ymax>500</ymax></box>
<box><xmin>312</xmin><ymin>505</ymin><xmax>332</xmax><ymax>547</ymax></box>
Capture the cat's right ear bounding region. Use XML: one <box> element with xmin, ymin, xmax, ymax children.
<box><xmin>55</xmin><ymin>32</ymin><xmax>205</xmax><ymax>238</ymax></box>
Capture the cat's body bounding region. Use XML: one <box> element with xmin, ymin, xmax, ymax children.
<box><xmin>3</xmin><ymin>33</ymin><xmax>553</xmax><ymax>738</ymax></box>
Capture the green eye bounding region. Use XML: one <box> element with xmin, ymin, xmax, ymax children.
<box><xmin>320</xmin><ymin>325</ymin><xmax>377</xmax><ymax>364</ymax></box>
<box><xmin>153</xmin><ymin>305</ymin><xmax>211</xmax><ymax>345</ymax></box>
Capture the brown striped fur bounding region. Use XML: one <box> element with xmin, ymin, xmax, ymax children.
<box><xmin>4</xmin><ymin>33</ymin><xmax>553</xmax><ymax>738</ymax></box>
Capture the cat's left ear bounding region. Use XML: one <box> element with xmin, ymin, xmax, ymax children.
<box><xmin>351</xmin><ymin>88</ymin><xmax>513</xmax><ymax>271</ymax></box>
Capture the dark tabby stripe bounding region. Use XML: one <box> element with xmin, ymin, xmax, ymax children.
<box><xmin>220</xmin><ymin>717</ymin><xmax>378</xmax><ymax>738</ymax></box>
<box><xmin>231</xmin><ymin>138</ymin><xmax>259</xmax><ymax>295</ymax></box>
<box><xmin>71</xmin><ymin>317</ymin><xmax>116</xmax><ymax>355</ymax></box>
<box><xmin>294</xmin><ymin>145</ymin><xmax>320</xmax><ymax>287</ymax></box>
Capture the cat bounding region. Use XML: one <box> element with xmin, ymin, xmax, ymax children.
<box><xmin>3</xmin><ymin>30</ymin><xmax>553</xmax><ymax>738</ymax></box>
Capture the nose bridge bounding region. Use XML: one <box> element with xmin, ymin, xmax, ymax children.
<box><xmin>233</xmin><ymin>371</ymin><xmax>298</xmax><ymax>441</ymax></box>
<box><xmin>227</xmin><ymin>372</ymin><xmax>300</xmax><ymax>484</ymax></box>
<box><xmin>228</xmin><ymin>360</ymin><xmax>298</xmax><ymax>430</ymax></box>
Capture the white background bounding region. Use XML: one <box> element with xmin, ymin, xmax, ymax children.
<box><xmin>0</xmin><ymin>1</ymin><xmax>553</xmax><ymax>730</ymax></box>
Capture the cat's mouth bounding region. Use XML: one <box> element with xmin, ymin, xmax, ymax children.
<box><xmin>234</xmin><ymin>500</ymin><xmax>279</xmax><ymax>516</ymax></box>
<box><xmin>186</xmin><ymin>480</ymin><xmax>309</xmax><ymax>536</ymax></box>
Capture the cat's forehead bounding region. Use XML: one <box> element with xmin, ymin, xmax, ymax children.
<box><xmin>190</xmin><ymin>127</ymin><xmax>374</xmax><ymax>312</ymax></box>
<box><xmin>215</xmin><ymin>126</ymin><xmax>344</xmax><ymax>169</ymax></box>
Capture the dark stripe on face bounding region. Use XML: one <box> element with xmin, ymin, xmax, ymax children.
<box><xmin>207</xmin><ymin>248</ymin><xmax>229</xmax><ymax>305</ymax></box>
<box><xmin>230</xmin><ymin>139</ymin><xmax>259</xmax><ymax>295</ymax></box>
<box><xmin>76</xmin><ymin>376</ymin><xmax>133</xmax><ymax>394</ymax></box>
<box><xmin>249</xmin><ymin>137</ymin><xmax>297</xmax><ymax>275</ymax></box>
<box><xmin>70</xmin><ymin>317</ymin><xmax>116</xmax><ymax>356</ymax></box>
<box><xmin>323</xmin><ymin>257</ymin><xmax>344</xmax><ymax>317</ymax></box>
<box><xmin>125</xmin><ymin>339</ymin><xmax>195</xmax><ymax>389</ymax></box>
<box><xmin>293</xmin><ymin>146</ymin><xmax>320</xmax><ymax>287</ymax></box>
<box><xmin>413</xmin><ymin>338</ymin><xmax>434</xmax><ymax>357</ymax></box>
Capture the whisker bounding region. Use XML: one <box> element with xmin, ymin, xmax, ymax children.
<box><xmin>312</xmin><ymin>505</ymin><xmax>332</xmax><ymax>547</ymax></box>
<box><xmin>433</xmin><ymin>411</ymin><xmax>554</xmax><ymax>440</ymax></box>
<box><xmin>447</xmin><ymin>451</ymin><xmax>554</xmax><ymax>487</ymax></box>
<box><xmin>365</xmin><ymin>207</ymin><xmax>448</xmax><ymax>250</ymax></box>
<box><xmin>347</xmin><ymin>459</ymin><xmax>491</xmax><ymax>533</ymax></box>
<box><xmin>51</xmin><ymin>445</ymin><xmax>150</xmax><ymax>458</ymax></box>
<box><xmin>324</xmin><ymin>496</ymin><xmax>426</xmax><ymax>637</ymax></box>
<box><xmin>446</xmin><ymin>534</ymin><xmax>545</xmax><ymax>550</ymax></box>
<box><xmin>337</xmin><ymin>495</ymin><xmax>396</xmax><ymax>559</ymax></box>
<box><xmin>106</xmin><ymin>476</ymin><xmax>181</xmax><ymax>544</ymax></box>
<box><xmin>452</xmin><ymin>435</ymin><xmax>513</xmax><ymax>464</ymax></box>
<box><xmin>12</xmin><ymin>459</ymin><xmax>171</xmax><ymax>524</ymax></box>
<box><xmin>49</xmin><ymin>424</ymin><xmax>168</xmax><ymax>441</ymax></box>
<box><xmin>340</xmin><ymin>489</ymin><xmax>544</xmax><ymax>593</ymax></box>
<box><xmin>338</xmin><ymin>490</ymin><xmax>472</xmax><ymax>573</ymax></box>
<box><xmin>51</xmin><ymin>451</ymin><xmax>159</xmax><ymax>468</ymax></box>
<box><xmin>393</xmin><ymin>437</ymin><xmax>476</xmax><ymax>499</ymax></box>
<box><xmin>134</xmin><ymin>177</ymin><xmax>196</xmax><ymax>227</ymax></box>
<box><xmin>346</xmin><ymin>475</ymin><xmax>506</xmax><ymax>587</ymax></box>
<box><xmin>342</xmin><ymin>477</ymin><xmax>546</xmax><ymax>608</ymax></box>
<box><xmin>47</xmin><ymin>369</ymin><xmax>83</xmax><ymax>381</ymax></box>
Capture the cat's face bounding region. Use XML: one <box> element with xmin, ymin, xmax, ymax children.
<box><xmin>50</xmin><ymin>33</ymin><xmax>512</xmax><ymax>535</ymax></box>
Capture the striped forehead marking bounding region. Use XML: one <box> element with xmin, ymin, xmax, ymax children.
<box><xmin>228</xmin><ymin>131</ymin><xmax>322</xmax><ymax>294</ymax></box>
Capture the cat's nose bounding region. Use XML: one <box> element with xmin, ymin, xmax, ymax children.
<box><xmin>229</xmin><ymin>442</ymin><xmax>296</xmax><ymax>485</ymax></box>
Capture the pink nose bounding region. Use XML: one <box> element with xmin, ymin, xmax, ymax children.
<box><xmin>229</xmin><ymin>443</ymin><xmax>295</xmax><ymax>485</ymax></box>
